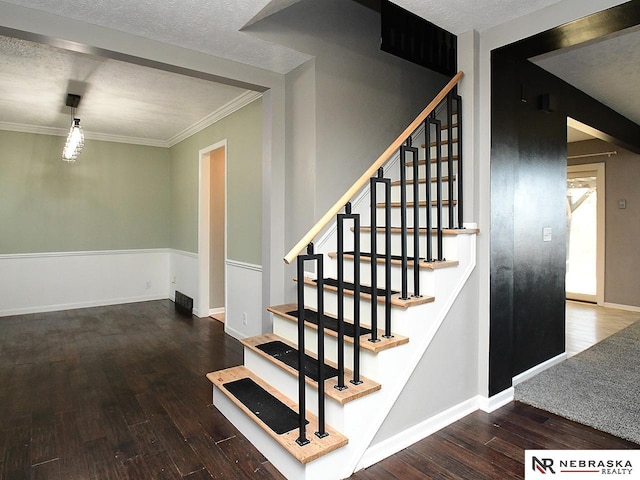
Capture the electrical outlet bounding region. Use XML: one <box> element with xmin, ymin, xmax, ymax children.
<box><xmin>146</xmin><ymin>281</ymin><xmax>152</xmax><ymax>289</ymax></box>
<box><xmin>242</xmin><ymin>312</ymin><xmax>248</xmax><ymax>325</ymax></box>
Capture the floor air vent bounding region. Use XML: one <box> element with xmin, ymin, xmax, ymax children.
<box><xmin>174</xmin><ymin>290</ymin><xmax>193</xmax><ymax>315</ymax></box>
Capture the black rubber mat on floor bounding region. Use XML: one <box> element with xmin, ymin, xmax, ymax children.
<box><xmin>345</xmin><ymin>251</ymin><xmax>423</xmax><ymax>262</ymax></box>
<box><xmin>223</xmin><ymin>377</ymin><xmax>307</xmax><ymax>435</ymax></box>
<box><xmin>256</xmin><ymin>340</ymin><xmax>338</xmax><ymax>382</ymax></box>
<box><xmin>315</xmin><ymin>278</ymin><xmax>398</xmax><ymax>297</ymax></box>
<box><xmin>286</xmin><ymin>308</ymin><xmax>372</xmax><ymax>338</ymax></box>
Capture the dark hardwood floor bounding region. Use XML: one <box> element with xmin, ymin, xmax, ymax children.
<box><xmin>0</xmin><ymin>300</ymin><xmax>636</xmax><ymax>479</ymax></box>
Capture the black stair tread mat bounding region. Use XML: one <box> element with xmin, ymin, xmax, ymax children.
<box><xmin>286</xmin><ymin>308</ymin><xmax>372</xmax><ymax>338</ymax></box>
<box><xmin>314</xmin><ymin>278</ymin><xmax>398</xmax><ymax>297</ymax></box>
<box><xmin>344</xmin><ymin>251</ymin><xmax>424</xmax><ymax>262</ymax></box>
<box><xmin>223</xmin><ymin>377</ymin><xmax>307</xmax><ymax>435</ymax></box>
<box><xmin>255</xmin><ymin>340</ymin><xmax>338</xmax><ymax>382</ymax></box>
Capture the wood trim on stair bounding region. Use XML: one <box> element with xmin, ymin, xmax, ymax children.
<box><xmin>359</xmin><ymin>227</ymin><xmax>479</xmax><ymax>235</ymax></box>
<box><xmin>406</xmin><ymin>155</ymin><xmax>459</xmax><ymax>167</ymax></box>
<box><xmin>377</xmin><ymin>200</ymin><xmax>458</xmax><ymax>207</ymax></box>
<box><xmin>327</xmin><ymin>252</ymin><xmax>459</xmax><ymax>270</ymax></box>
<box><xmin>268</xmin><ymin>303</ymin><xmax>409</xmax><ymax>353</ymax></box>
<box><xmin>298</xmin><ymin>277</ymin><xmax>434</xmax><ymax>308</ymax></box>
<box><xmin>390</xmin><ymin>176</ymin><xmax>455</xmax><ymax>186</ymax></box>
<box><xmin>207</xmin><ymin>366</ymin><xmax>348</xmax><ymax>464</ymax></box>
<box><xmin>241</xmin><ymin>333</ymin><xmax>381</xmax><ymax>405</ymax></box>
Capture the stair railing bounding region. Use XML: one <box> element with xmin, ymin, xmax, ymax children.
<box><xmin>285</xmin><ymin>71</ymin><xmax>463</xmax><ymax>446</ymax></box>
<box><xmin>283</xmin><ymin>71</ymin><xmax>463</xmax><ymax>265</ymax></box>
<box><xmin>295</xmin><ymin>244</ymin><xmax>327</xmax><ymax>444</ymax></box>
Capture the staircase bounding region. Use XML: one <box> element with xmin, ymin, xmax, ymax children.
<box><xmin>207</xmin><ymin>72</ymin><xmax>477</xmax><ymax>479</ymax></box>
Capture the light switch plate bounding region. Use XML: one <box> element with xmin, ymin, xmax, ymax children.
<box><xmin>543</xmin><ymin>227</ymin><xmax>552</xmax><ymax>242</ymax></box>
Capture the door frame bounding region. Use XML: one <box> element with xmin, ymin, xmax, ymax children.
<box><xmin>566</xmin><ymin>162</ymin><xmax>605</xmax><ymax>305</ymax></box>
<box><xmin>198</xmin><ymin>139</ymin><xmax>228</xmax><ymax>317</ymax></box>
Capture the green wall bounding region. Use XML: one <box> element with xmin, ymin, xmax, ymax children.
<box><xmin>0</xmin><ymin>98</ymin><xmax>262</xmax><ymax>265</ymax></box>
<box><xmin>0</xmin><ymin>130</ymin><xmax>171</xmax><ymax>254</ymax></box>
<box><xmin>169</xmin><ymin>98</ymin><xmax>262</xmax><ymax>264</ymax></box>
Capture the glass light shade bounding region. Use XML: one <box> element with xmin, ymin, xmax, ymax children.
<box><xmin>62</xmin><ymin>118</ymin><xmax>85</xmax><ymax>162</ymax></box>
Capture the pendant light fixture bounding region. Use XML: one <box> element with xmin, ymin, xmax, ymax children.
<box><xmin>62</xmin><ymin>93</ymin><xmax>84</xmax><ymax>163</ymax></box>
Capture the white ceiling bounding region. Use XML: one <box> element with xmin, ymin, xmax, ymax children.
<box><xmin>0</xmin><ymin>0</ymin><xmax>638</xmax><ymax>146</ymax></box>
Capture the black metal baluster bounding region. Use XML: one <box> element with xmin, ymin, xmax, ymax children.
<box><xmin>436</xmin><ymin>115</ymin><xmax>444</xmax><ymax>261</ymax></box>
<box><xmin>399</xmin><ymin>142</ymin><xmax>409</xmax><ymax>301</ymax></box>
<box><xmin>453</xmin><ymin>93</ymin><xmax>464</xmax><ymax>229</ymax></box>
<box><xmin>315</xmin><ymin>250</ymin><xmax>327</xmax><ymax>438</ymax></box>
<box><xmin>295</xmin><ymin>243</ymin><xmax>328</xmax><ymax>444</ymax></box>
<box><xmin>447</xmin><ymin>92</ymin><xmax>455</xmax><ymax>229</ymax></box>
<box><xmin>351</xmin><ymin>209</ymin><xmax>362</xmax><ymax>385</ymax></box>
<box><xmin>383</xmin><ymin>175</ymin><xmax>392</xmax><ymax>338</ymax></box>
<box><xmin>424</xmin><ymin>116</ymin><xmax>436</xmax><ymax>263</ymax></box>
<box><xmin>336</xmin><ymin>204</ymin><xmax>350</xmax><ymax>392</ymax></box>
<box><xmin>407</xmin><ymin>138</ymin><xmax>420</xmax><ymax>297</ymax></box>
<box><xmin>296</xmin><ymin>248</ymin><xmax>310</xmax><ymax>446</ymax></box>
<box><xmin>369</xmin><ymin>174</ymin><xmax>379</xmax><ymax>343</ymax></box>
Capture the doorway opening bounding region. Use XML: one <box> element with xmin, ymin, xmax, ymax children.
<box><xmin>198</xmin><ymin>140</ymin><xmax>227</xmax><ymax>319</ymax></box>
<box><xmin>566</xmin><ymin>163</ymin><xmax>605</xmax><ymax>305</ymax></box>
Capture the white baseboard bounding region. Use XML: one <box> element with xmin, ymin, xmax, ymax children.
<box><xmin>603</xmin><ymin>302</ymin><xmax>640</xmax><ymax>313</ymax></box>
<box><xmin>209</xmin><ymin>307</ymin><xmax>225</xmax><ymax>316</ymax></box>
<box><xmin>358</xmin><ymin>396</ymin><xmax>479</xmax><ymax>470</ymax></box>
<box><xmin>477</xmin><ymin>388</ymin><xmax>514</xmax><ymax>413</ymax></box>
<box><xmin>4</xmin><ymin>294</ymin><xmax>169</xmax><ymax>317</ymax></box>
<box><xmin>512</xmin><ymin>352</ymin><xmax>566</xmax><ymax>386</ymax></box>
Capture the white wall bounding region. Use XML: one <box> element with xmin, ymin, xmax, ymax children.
<box><xmin>0</xmin><ymin>249</ymin><xmax>169</xmax><ymax>316</ymax></box>
<box><xmin>225</xmin><ymin>260</ymin><xmax>263</xmax><ymax>340</ymax></box>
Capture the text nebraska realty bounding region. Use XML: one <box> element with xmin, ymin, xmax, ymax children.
<box><xmin>560</xmin><ymin>459</ymin><xmax>632</xmax><ymax>475</ymax></box>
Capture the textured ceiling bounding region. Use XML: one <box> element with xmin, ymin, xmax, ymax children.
<box><xmin>0</xmin><ymin>35</ymin><xmax>254</xmax><ymax>145</ymax></box>
<box><xmin>532</xmin><ymin>25</ymin><xmax>640</xmax><ymax>126</ymax></box>
<box><xmin>393</xmin><ymin>0</ymin><xmax>565</xmax><ymax>34</ymax></box>
<box><xmin>0</xmin><ymin>0</ymin><xmax>312</xmax><ymax>75</ymax></box>
<box><xmin>0</xmin><ymin>0</ymin><xmax>638</xmax><ymax>146</ymax></box>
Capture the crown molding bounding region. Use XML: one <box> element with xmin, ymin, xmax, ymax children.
<box><xmin>166</xmin><ymin>90</ymin><xmax>262</xmax><ymax>147</ymax></box>
<box><xmin>0</xmin><ymin>90</ymin><xmax>262</xmax><ymax>148</ymax></box>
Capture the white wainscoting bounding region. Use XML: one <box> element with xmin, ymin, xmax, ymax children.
<box><xmin>168</xmin><ymin>249</ymin><xmax>199</xmax><ymax>310</ymax></box>
<box><xmin>0</xmin><ymin>249</ymin><xmax>170</xmax><ymax>317</ymax></box>
<box><xmin>225</xmin><ymin>260</ymin><xmax>263</xmax><ymax>340</ymax></box>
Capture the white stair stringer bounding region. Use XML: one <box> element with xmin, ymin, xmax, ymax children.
<box><xmin>344</xmin><ymin>230</ymin><xmax>477</xmax><ymax>477</ymax></box>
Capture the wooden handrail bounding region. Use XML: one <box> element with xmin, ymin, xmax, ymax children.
<box><xmin>283</xmin><ymin>71</ymin><xmax>464</xmax><ymax>265</ymax></box>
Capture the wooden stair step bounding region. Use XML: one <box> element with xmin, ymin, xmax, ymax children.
<box><xmin>376</xmin><ymin>200</ymin><xmax>458</xmax><ymax>208</ymax></box>
<box><xmin>242</xmin><ymin>333</ymin><xmax>381</xmax><ymax>405</ymax></box>
<box><xmin>298</xmin><ymin>277</ymin><xmax>433</xmax><ymax>308</ymax></box>
<box><xmin>207</xmin><ymin>366</ymin><xmax>348</xmax><ymax>464</ymax></box>
<box><xmin>406</xmin><ymin>155</ymin><xmax>459</xmax><ymax>166</ymax></box>
<box><xmin>421</xmin><ymin>138</ymin><xmax>459</xmax><ymax>148</ymax></box>
<box><xmin>328</xmin><ymin>251</ymin><xmax>459</xmax><ymax>270</ymax></box>
<box><xmin>433</xmin><ymin>121</ymin><xmax>458</xmax><ymax>131</ymax></box>
<box><xmin>359</xmin><ymin>227</ymin><xmax>479</xmax><ymax>235</ymax></box>
<box><xmin>268</xmin><ymin>304</ymin><xmax>409</xmax><ymax>353</ymax></box>
<box><xmin>390</xmin><ymin>176</ymin><xmax>455</xmax><ymax>186</ymax></box>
